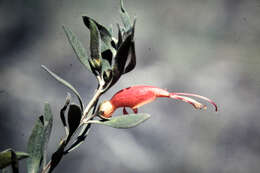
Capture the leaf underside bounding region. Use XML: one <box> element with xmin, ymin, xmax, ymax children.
<box><xmin>27</xmin><ymin>103</ymin><xmax>53</xmax><ymax>173</ymax></box>
<box><xmin>89</xmin><ymin>113</ymin><xmax>151</xmax><ymax>129</ymax></box>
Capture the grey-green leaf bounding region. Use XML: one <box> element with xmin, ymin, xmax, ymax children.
<box><xmin>42</xmin><ymin>103</ymin><xmax>53</xmax><ymax>168</ymax></box>
<box><xmin>120</xmin><ymin>0</ymin><xmax>131</xmax><ymax>32</ymax></box>
<box><xmin>117</xmin><ymin>24</ymin><xmax>123</xmax><ymax>48</ymax></box>
<box><xmin>60</xmin><ymin>93</ymin><xmax>71</xmax><ymax>136</ymax></box>
<box><xmin>88</xmin><ymin>113</ymin><xmax>151</xmax><ymax>129</ymax></box>
<box><xmin>41</xmin><ymin>65</ymin><xmax>83</xmax><ymax>111</ymax></box>
<box><xmin>27</xmin><ymin>116</ymin><xmax>44</xmax><ymax>173</ymax></box>
<box><xmin>62</xmin><ymin>25</ymin><xmax>92</xmax><ymax>72</ymax></box>
<box><xmin>83</xmin><ymin>16</ymin><xmax>116</xmax><ymax>53</ymax></box>
<box><xmin>27</xmin><ymin>104</ymin><xmax>53</xmax><ymax>173</ymax></box>
<box><xmin>0</xmin><ymin>149</ymin><xmax>29</xmax><ymax>169</ymax></box>
<box><xmin>89</xmin><ymin>19</ymin><xmax>101</xmax><ymax>61</ymax></box>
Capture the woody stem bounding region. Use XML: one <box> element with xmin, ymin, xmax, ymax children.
<box><xmin>81</xmin><ymin>76</ymin><xmax>105</xmax><ymax>123</ymax></box>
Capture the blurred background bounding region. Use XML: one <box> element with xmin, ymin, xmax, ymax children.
<box><xmin>1</xmin><ymin>0</ymin><xmax>260</xmax><ymax>172</ymax></box>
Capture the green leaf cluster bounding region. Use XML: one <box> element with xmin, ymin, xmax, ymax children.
<box><xmin>57</xmin><ymin>0</ymin><xmax>137</xmax><ymax>92</ymax></box>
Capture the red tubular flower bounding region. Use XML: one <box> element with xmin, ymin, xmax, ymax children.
<box><xmin>98</xmin><ymin>85</ymin><xmax>218</xmax><ymax>119</ymax></box>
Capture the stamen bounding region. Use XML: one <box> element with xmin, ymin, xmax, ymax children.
<box><xmin>170</xmin><ymin>94</ymin><xmax>206</xmax><ymax>110</ymax></box>
<box><xmin>174</xmin><ymin>93</ymin><xmax>218</xmax><ymax>112</ymax></box>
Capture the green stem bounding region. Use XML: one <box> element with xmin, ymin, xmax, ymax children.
<box><xmin>81</xmin><ymin>76</ymin><xmax>104</xmax><ymax>123</ymax></box>
<box><xmin>41</xmin><ymin>160</ymin><xmax>51</xmax><ymax>173</ymax></box>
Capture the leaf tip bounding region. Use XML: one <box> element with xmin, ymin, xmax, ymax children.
<box><xmin>120</xmin><ymin>0</ymin><xmax>125</xmax><ymax>12</ymax></box>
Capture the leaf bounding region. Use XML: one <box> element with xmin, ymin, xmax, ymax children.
<box><xmin>64</xmin><ymin>106</ymin><xmax>96</xmax><ymax>154</ymax></box>
<box><xmin>88</xmin><ymin>58</ymin><xmax>99</xmax><ymax>76</ymax></box>
<box><xmin>88</xmin><ymin>113</ymin><xmax>151</xmax><ymax>129</ymax></box>
<box><xmin>27</xmin><ymin>116</ymin><xmax>44</xmax><ymax>173</ymax></box>
<box><xmin>114</xmin><ymin>33</ymin><xmax>133</xmax><ymax>73</ymax></box>
<box><xmin>60</xmin><ymin>93</ymin><xmax>71</xmax><ymax>136</ymax></box>
<box><xmin>83</xmin><ymin>16</ymin><xmax>116</xmax><ymax>54</ymax></box>
<box><xmin>107</xmin><ymin>24</ymin><xmax>113</xmax><ymax>35</ymax></box>
<box><xmin>101</xmin><ymin>59</ymin><xmax>112</xmax><ymax>83</ymax></box>
<box><xmin>64</xmin><ymin>123</ymin><xmax>90</xmax><ymax>154</ymax></box>
<box><xmin>49</xmin><ymin>140</ymin><xmax>66</xmax><ymax>173</ymax></box>
<box><xmin>41</xmin><ymin>65</ymin><xmax>83</xmax><ymax>111</ymax></box>
<box><xmin>83</xmin><ymin>16</ymin><xmax>111</xmax><ymax>43</ymax></box>
<box><xmin>62</xmin><ymin>25</ymin><xmax>92</xmax><ymax>72</ymax></box>
<box><xmin>88</xmin><ymin>19</ymin><xmax>101</xmax><ymax>62</ymax></box>
<box><xmin>101</xmin><ymin>49</ymin><xmax>113</xmax><ymax>65</ymax></box>
<box><xmin>124</xmin><ymin>41</ymin><xmax>136</xmax><ymax>74</ymax></box>
<box><xmin>42</xmin><ymin>103</ymin><xmax>53</xmax><ymax>168</ymax></box>
<box><xmin>124</xmin><ymin>19</ymin><xmax>136</xmax><ymax>74</ymax></box>
<box><xmin>67</xmin><ymin>104</ymin><xmax>82</xmax><ymax>141</ymax></box>
<box><xmin>0</xmin><ymin>149</ymin><xmax>29</xmax><ymax>169</ymax></box>
<box><xmin>116</xmin><ymin>24</ymin><xmax>123</xmax><ymax>49</ymax></box>
<box><xmin>109</xmin><ymin>33</ymin><xmax>133</xmax><ymax>88</ymax></box>
<box><xmin>120</xmin><ymin>0</ymin><xmax>132</xmax><ymax>32</ymax></box>
<box><xmin>27</xmin><ymin>104</ymin><xmax>53</xmax><ymax>173</ymax></box>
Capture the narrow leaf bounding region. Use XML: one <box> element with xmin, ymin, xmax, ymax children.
<box><xmin>101</xmin><ymin>59</ymin><xmax>112</xmax><ymax>83</ymax></box>
<box><xmin>88</xmin><ymin>19</ymin><xmax>101</xmax><ymax>61</ymax></box>
<box><xmin>41</xmin><ymin>65</ymin><xmax>83</xmax><ymax>111</ymax></box>
<box><xmin>109</xmin><ymin>33</ymin><xmax>133</xmax><ymax>88</ymax></box>
<box><xmin>101</xmin><ymin>49</ymin><xmax>113</xmax><ymax>65</ymax></box>
<box><xmin>107</xmin><ymin>24</ymin><xmax>113</xmax><ymax>35</ymax></box>
<box><xmin>117</xmin><ymin>24</ymin><xmax>123</xmax><ymax>49</ymax></box>
<box><xmin>60</xmin><ymin>93</ymin><xmax>71</xmax><ymax>136</ymax></box>
<box><xmin>64</xmin><ymin>105</ymin><xmax>96</xmax><ymax>154</ymax></box>
<box><xmin>124</xmin><ymin>19</ymin><xmax>136</xmax><ymax>73</ymax></box>
<box><xmin>124</xmin><ymin>41</ymin><xmax>136</xmax><ymax>73</ymax></box>
<box><xmin>27</xmin><ymin>116</ymin><xmax>44</xmax><ymax>173</ymax></box>
<box><xmin>83</xmin><ymin>16</ymin><xmax>116</xmax><ymax>54</ymax></box>
<box><xmin>88</xmin><ymin>113</ymin><xmax>151</xmax><ymax>129</ymax></box>
<box><xmin>64</xmin><ymin>123</ymin><xmax>90</xmax><ymax>154</ymax></box>
<box><xmin>27</xmin><ymin>104</ymin><xmax>53</xmax><ymax>173</ymax></box>
<box><xmin>62</xmin><ymin>25</ymin><xmax>92</xmax><ymax>72</ymax></box>
<box><xmin>49</xmin><ymin>140</ymin><xmax>66</xmax><ymax>173</ymax></box>
<box><xmin>42</xmin><ymin>103</ymin><xmax>53</xmax><ymax>168</ymax></box>
<box><xmin>0</xmin><ymin>149</ymin><xmax>29</xmax><ymax>169</ymax></box>
<box><xmin>120</xmin><ymin>0</ymin><xmax>132</xmax><ymax>32</ymax></box>
<box><xmin>88</xmin><ymin>58</ymin><xmax>99</xmax><ymax>76</ymax></box>
<box><xmin>83</xmin><ymin>16</ymin><xmax>112</xmax><ymax>43</ymax></box>
<box><xmin>114</xmin><ymin>33</ymin><xmax>133</xmax><ymax>73</ymax></box>
<box><xmin>67</xmin><ymin>104</ymin><xmax>82</xmax><ymax>141</ymax></box>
